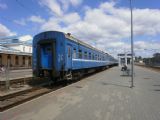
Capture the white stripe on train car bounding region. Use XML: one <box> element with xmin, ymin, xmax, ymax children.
<box><xmin>72</xmin><ymin>58</ymin><xmax>110</xmax><ymax>63</ymax></box>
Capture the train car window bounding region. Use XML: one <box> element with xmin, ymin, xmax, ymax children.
<box><xmin>92</xmin><ymin>54</ymin><xmax>94</xmax><ymax>60</ymax></box>
<box><xmin>68</xmin><ymin>46</ymin><xmax>71</xmax><ymax>57</ymax></box>
<box><xmin>95</xmin><ymin>54</ymin><xmax>97</xmax><ymax>60</ymax></box>
<box><xmin>84</xmin><ymin>51</ymin><xmax>87</xmax><ymax>59</ymax></box>
<box><xmin>78</xmin><ymin>50</ymin><xmax>82</xmax><ymax>59</ymax></box>
<box><xmin>89</xmin><ymin>53</ymin><xmax>91</xmax><ymax>60</ymax></box>
<box><xmin>73</xmin><ymin>48</ymin><xmax>76</xmax><ymax>58</ymax></box>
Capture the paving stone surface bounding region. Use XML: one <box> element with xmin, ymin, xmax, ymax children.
<box><xmin>1</xmin><ymin>66</ymin><xmax>160</xmax><ymax>120</ymax></box>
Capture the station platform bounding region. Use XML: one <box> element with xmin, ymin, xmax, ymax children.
<box><xmin>1</xmin><ymin>66</ymin><xmax>160</xmax><ymax>120</ymax></box>
<box><xmin>0</xmin><ymin>69</ymin><xmax>32</xmax><ymax>81</ymax></box>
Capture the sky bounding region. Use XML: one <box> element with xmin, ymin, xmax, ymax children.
<box><xmin>0</xmin><ymin>0</ymin><xmax>160</xmax><ymax>58</ymax></box>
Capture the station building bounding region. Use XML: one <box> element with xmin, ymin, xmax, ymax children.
<box><xmin>0</xmin><ymin>39</ymin><xmax>32</xmax><ymax>69</ymax></box>
<box><xmin>117</xmin><ymin>53</ymin><xmax>134</xmax><ymax>66</ymax></box>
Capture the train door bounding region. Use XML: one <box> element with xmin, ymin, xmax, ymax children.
<box><xmin>67</xmin><ymin>44</ymin><xmax>72</xmax><ymax>69</ymax></box>
<box><xmin>40</xmin><ymin>44</ymin><xmax>53</xmax><ymax>69</ymax></box>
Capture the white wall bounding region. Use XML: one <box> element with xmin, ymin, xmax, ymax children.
<box><xmin>9</xmin><ymin>45</ymin><xmax>32</xmax><ymax>53</ymax></box>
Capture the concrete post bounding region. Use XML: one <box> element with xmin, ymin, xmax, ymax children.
<box><xmin>5</xmin><ymin>59</ymin><xmax>10</xmax><ymax>90</ymax></box>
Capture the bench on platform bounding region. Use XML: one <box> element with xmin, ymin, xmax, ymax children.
<box><xmin>122</xmin><ymin>68</ymin><xmax>131</xmax><ymax>76</ymax></box>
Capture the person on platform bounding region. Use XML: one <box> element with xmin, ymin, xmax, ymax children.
<box><xmin>121</xmin><ymin>64</ymin><xmax>127</xmax><ymax>71</ymax></box>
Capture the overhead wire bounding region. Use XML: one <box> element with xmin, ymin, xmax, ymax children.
<box><xmin>0</xmin><ymin>0</ymin><xmax>37</xmax><ymax>24</ymax></box>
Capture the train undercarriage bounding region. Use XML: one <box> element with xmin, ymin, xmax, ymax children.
<box><xmin>35</xmin><ymin>63</ymin><xmax>118</xmax><ymax>84</ymax></box>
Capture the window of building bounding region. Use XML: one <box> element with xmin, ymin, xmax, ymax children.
<box><xmin>23</xmin><ymin>56</ymin><xmax>25</xmax><ymax>65</ymax></box>
<box><xmin>68</xmin><ymin>46</ymin><xmax>71</xmax><ymax>58</ymax></box>
<box><xmin>15</xmin><ymin>56</ymin><xmax>19</xmax><ymax>65</ymax></box>
<box><xmin>78</xmin><ymin>50</ymin><xmax>82</xmax><ymax>59</ymax></box>
<box><xmin>7</xmin><ymin>55</ymin><xmax>11</xmax><ymax>66</ymax></box>
<box><xmin>89</xmin><ymin>53</ymin><xmax>91</xmax><ymax>60</ymax></box>
<box><xmin>73</xmin><ymin>48</ymin><xmax>76</xmax><ymax>58</ymax></box>
<box><xmin>29</xmin><ymin>57</ymin><xmax>31</xmax><ymax>66</ymax></box>
<box><xmin>7</xmin><ymin>55</ymin><xmax>11</xmax><ymax>60</ymax></box>
<box><xmin>95</xmin><ymin>54</ymin><xmax>97</xmax><ymax>60</ymax></box>
<box><xmin>84</xmin><ymin>51</ymin><xmax>87</xmax><ymax>59</ymax></box>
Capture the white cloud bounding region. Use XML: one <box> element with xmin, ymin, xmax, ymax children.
<box><xmin>14</xmin><ymin>19</ymin><xmax>26</xmax><ymax>26</ymax></box>
<box><xmin>59</xmin><ymin>0</ymin><xmax>70</xmax><ymax>11</ymax></box>
<box><xmin>134</xmin><ymin>40</ymin><xmax>160</xmax><ymax>57</ymax></box>
<box><xmin>39</xmin><ymin>0</ymin><xmax>83</xmax><ymax>16</ymax></box>
<box><xmin>0</xmin><ymin>23</ymin><xmax>16</xmax><ymax>37</ymax></box>
<box><xmin>41</xmin><ymin>12</ymin><xmax>81</xmax><ymax>31</ymax></box>
<box><xmin>135</xmin><ymin>41</ymin><xmax>160</xmax><ymax>50</ymax></box>
<box><xmin>14</xmin><ymin>15</ymin><xmax>46</xmax><ymax>26</ymax></box>
<box><xmin>41</xmin><ymin>17</ymin><xmax>61</xmax><ymax>31</ymax></box>
<box><xmin>63</xmin><ymin>12</ymin><xmax>81</xmax><ymax>24</ymax></box>
<box><xmin>133</xmin><ymin>9</ymin><xmax>160</xmax><ymax>36</ymax></box>
<box><xmin>40</xmin><ymin>1</ymin><xmax>160</xmax><ymax>57</ymax></box>
<box><xmin>40</xmin><ymin>0</ymin><xmax>63</xmax><ymax>16</ymax></box>
<box><xmin>69</xmin><ymin>0</ymin><xmax>83</xmax><ymax>6</ymax></box>
<box><xmin>19</xmin><ymin>35</ymin><xmax>33</xmax><ymax>42</ymax></box>
<box><xmin>0</xmin><ymin>3</ymin><xmax>7</xmax><ymax>9</ymax></box>
<box><xmin>28</xmin><ymin>15</ymin><xmax>45</xmax><ymax>23</ymax></box>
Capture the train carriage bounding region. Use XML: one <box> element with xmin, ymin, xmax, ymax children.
<box><xmin>32</xmin><ymin>31</ymin><xmax>118</xmax><ymax>81</ymax></box>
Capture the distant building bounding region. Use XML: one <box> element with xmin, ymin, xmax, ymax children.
<box><xmin>117</xmin><ymin>53</ymin><xmax>135</xmax><ymax>66</ymax></box>
<box><xmin>0</xmin><ymin>38</ymin><xmax>32</xmax><ymax>69</ymax></box>
<box><xmin>3</xmin><ymin>43</ymin><xmax>32</xmax><ymax>53</ymax></box>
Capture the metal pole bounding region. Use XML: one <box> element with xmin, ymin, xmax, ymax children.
<box><xmin>130</xmin><ymin>0</ymin><xmax>134</xmax><ymax>88</ymax></box>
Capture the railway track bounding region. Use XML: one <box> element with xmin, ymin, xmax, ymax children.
<box><xmin>0</xmin><ymin>67</ymin><xmax>112</xmax><ymax>112</ymax></box>
<box><xmin>0</xmin><ymin>80</ymin><xmax>68</xmax><ymax>112</ymax></box>
<box><xmin>0</xmin><ymin>86</ymin><xmax>47</xmax><ymax>112</ymax></box>
<box><xmin>135</xmin><ymin>64</ymin><xmax>160</xmax><ymax>72</ymax></box>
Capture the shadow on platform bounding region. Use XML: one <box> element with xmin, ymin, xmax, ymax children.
<box><xmin>153</xmin><ymin>89</ymin><xmax>160</xmax><ymax>91</ymax></box>
<box><xmin>120</xmin><ymin>75</ymin><xmax>131</xmax><ymax>77</ymax></box>
<box><xmin>153</xmin><ymin>85</ymin><xmax>160</xmax><ymax>86</ymax></box>
<box><xmin>101</xmin><ymin>82</ymin><xmax>130</xmax><ymax>88</ymax></box>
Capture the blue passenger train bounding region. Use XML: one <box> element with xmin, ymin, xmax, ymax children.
<box><xmin>32</xmin><ymin>31</ymin><xmax>118</xmax><ymax>81</ymax></box>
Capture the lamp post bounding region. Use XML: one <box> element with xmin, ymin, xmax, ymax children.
<box><xmin>130</xmin><ymin>0</ymin><xmax>134</xmax><ymax>88</ymax></box>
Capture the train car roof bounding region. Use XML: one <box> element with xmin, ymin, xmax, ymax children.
<box><xmin>64</xmin><ymin>33</ymin><xmax>107</xmax><ymax>55</ymax></box>
<box><xmin>34</xmin><ymin>31</ymin><xmax>110</xmax><ymax>56</ymax></box>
